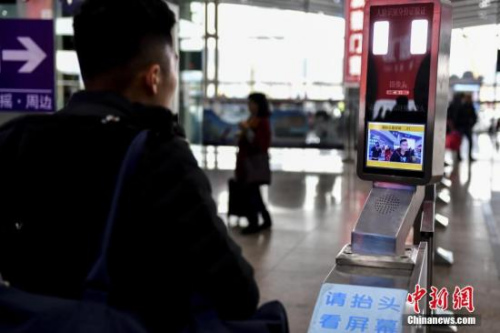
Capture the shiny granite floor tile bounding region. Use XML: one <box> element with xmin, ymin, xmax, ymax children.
<box><xmin>201</xmin><ymin>138</ymin><xmax>500</xmax><ymax>333</ymax></box>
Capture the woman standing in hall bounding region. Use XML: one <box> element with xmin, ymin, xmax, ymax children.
<box><xmin>236</xmin><ymin>93</ymin><xmax>273</xmax><ymax>235</ymax></box>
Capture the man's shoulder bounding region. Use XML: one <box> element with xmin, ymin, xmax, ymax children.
<box><xmin>144</xmin><ymin>135</ymin><xmax>211</xmax><ymax>194</ymax></box>
<box><xmin>0</xmin><ymin>114</ymin><xmax>40</xmax><ymax>143</ymax></box>
<box><xmin>0</xmin><ymin>111</ymin><xmax>198</xmax><ymax>166</ymax></box>
<box><xmin>146</xmin><ymin>133</ymin><xmax>200</xmax><ymax>172</ymax></box>
<box><xmin>0</xmin><ymin>110</ymin><xmax>101</xmax><ymax>132</ymax></box>
<box><xmin>0</xmin><ymin>114</ymin><xmax>32</xmax><ymax>131</ymax></box>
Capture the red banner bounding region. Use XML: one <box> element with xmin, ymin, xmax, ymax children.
<box><xmin>344</xmin><ymin>0</ymin><xmax>366</xmax><ymax>85</ymax></box>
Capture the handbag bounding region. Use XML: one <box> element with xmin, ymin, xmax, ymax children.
<box><xmin>244</xmin><ymin>153</ymin><xmax>271</xmax><ymax>185</ymax></box>
<box><xmin>446</xmin><ymin>130</ymin><xmax>462</xmax><ymax>151</ymax></box>
<box><xmin>0</xmin><ymin>130</ymin><xmax>150</xmax><ymax>333</ymax></box>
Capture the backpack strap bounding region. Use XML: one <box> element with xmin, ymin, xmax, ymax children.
<box><xmin>83</xmin><ymin>130</ymin><xmax>149</xmax><ymax>302</ymax></box>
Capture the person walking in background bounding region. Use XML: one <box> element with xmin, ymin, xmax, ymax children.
<box><xmin>447</xmin><ymin>93</ymin><xmax>464</xmax><ymax>133</ymax></box>
<box><xmin>446</xmin><ymin>93</ymin><xmax>464</xmax><ymax>157</ymax></box>
<box><xmin>236</xmin><ymin>93</ymin><xmax>273</xmax><ymax>235</ymax></box>
<box><xmin>454</xmin><ymin>94</ymin><xmax>478</xmax><ymax>162</ymax></box>
<box><xmin>496</xmin><ymin>118</ymin><xmax>500</xmax><ymax>151</ymax></box>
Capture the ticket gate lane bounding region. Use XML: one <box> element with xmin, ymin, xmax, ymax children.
<box><xmin>308</xmin><ymin>0</ymin><xmax>451</xmax><ymax>332</ymax></box>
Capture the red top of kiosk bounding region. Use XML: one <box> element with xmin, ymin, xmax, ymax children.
<box><xmin>357</xmin><ymin>0</ymin><xmax>452</xmax><ymax>185</ymax></box>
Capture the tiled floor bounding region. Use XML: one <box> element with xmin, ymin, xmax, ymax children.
<box><xmin>200</xmin><ymin>134</ymin><xmax>500</xmax><ymax>333</ymax></box>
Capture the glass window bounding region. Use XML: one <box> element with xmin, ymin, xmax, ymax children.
<box><xmin>217</xmin><ymin>4</ymin><xmax>345</xmax><ymax>100</ymax></box>
<box><xmin>450</xmin><ymin>24</ymin><xmax>499</xmax><ymax>84</ymax></box>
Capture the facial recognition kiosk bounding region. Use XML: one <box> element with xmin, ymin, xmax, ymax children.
<box><xmin>308</xmin><ymin>1</ymin><xmax>451</xmax><ymax>332</ymax></box>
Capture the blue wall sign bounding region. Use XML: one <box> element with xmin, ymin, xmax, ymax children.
<box><xmin>0</xmin><ymin>19</ymin><xmax>55</xmax><ymax>113</ymax></box>
<box><xmin>309</xmin><ymin>283</ymin><xmax>408</xmax><ymax>333</ymax></box>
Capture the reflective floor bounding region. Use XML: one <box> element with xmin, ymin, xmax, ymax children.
<box><xmin>199</xmin><ymin>133</ymin><xmax>500</xmax><ymax>333</ymax></box>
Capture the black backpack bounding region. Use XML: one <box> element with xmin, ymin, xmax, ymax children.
<box><xmin>0</xmin><ymin>129</ymin><xmax>150</xmax><ymax>333</ymax></box>
<box><xmin>0</xmin><ymin>117</ymin><xmax>289</xmax><ymax>333</ymax></box>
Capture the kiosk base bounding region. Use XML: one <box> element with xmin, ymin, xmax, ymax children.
<box><xmin>336</xmin><ymin>244</ymin><xmax>418</xmax><ymax>270</ymax></box>
<box><xmin>308</xmin><ymin>243</ymin><xmax>429</xmax><ymax>333</ymax></box>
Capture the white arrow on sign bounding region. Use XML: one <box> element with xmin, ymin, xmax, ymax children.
<box><xmin>2</xmin><ymin>37</ymin><xmax>47</xmax><ymax>74</ymax></box>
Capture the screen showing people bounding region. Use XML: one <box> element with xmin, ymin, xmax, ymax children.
<box><xmin>366</xmin><ymin>122</ymin><xmax>424</xmax><ymax>171</ymax></box>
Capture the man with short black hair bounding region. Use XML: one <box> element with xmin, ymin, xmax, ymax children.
<box><xmin>390</xmin><ymin>139</ymin><xmax>415</xmax><ymax>163</ymax></box>
<box><xmin>0</xmin><ymin>1</ymin><xmax>271</xmax><ymax>332</ymax></box>
<box><xmin>73</xmin><ymin>0</ymin><xmax>178</xmax><ymax>107</ymax></box>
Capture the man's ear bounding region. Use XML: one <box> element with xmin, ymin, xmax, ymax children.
<box><xmin>145</xmin><ymin>64</ymin><xmax>162</xmax><ymax>95</ymax></box>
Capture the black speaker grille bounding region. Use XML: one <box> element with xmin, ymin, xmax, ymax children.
<box><xmin>375</xmin><ymin>195</ymin><xmax>400</xmax><ymax>215</ymax></box>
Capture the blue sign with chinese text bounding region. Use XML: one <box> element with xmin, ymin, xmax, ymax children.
<box><xmin>0</xmin><ymin>19</ymin><xmax>55</xmax><ymax>113</ymax></box>
<box><xmin>309</xmin><ymin>283</ymin><xmax>408</xmax><ymax>333</ymax></box>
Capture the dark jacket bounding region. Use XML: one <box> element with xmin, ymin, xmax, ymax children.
<box><xmin>454</xmin><ymin>102</ymin><xmax>477</xmax><ymax>132</ymax></box>
<box><xmin>0</xmin><ymin>91</ymin><xmax>259</xmax><ymax>333</ymax></box>
<box><xmin>390</xmin><ymin>148</ymin><xmax>415</xmax><ymax>163</ymax></box>
<box><xmin>235</xmin><ymin>116</ymin><xmax>271</xmax><ymax>181</ymax></box>
<box><xmin>447</xmin><ymin>100</ymin><xmax>462</xmax><ymax>133</ymax></box>
<box><xmin>370</xmin><ymin>145</ymin><xmax>382</xmax><ymax>159</ymax></box>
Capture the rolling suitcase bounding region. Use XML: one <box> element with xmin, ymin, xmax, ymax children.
<box><xmin>227</xmin><ymin>178</ymin><xmax>248</xmax><ymax>225</ymax></box>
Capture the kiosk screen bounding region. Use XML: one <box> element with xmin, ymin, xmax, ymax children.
<box><xmin>366</xmin><ymin>122</ymin><xmax>425</xmax><ymax>172</ymax></box>
<box><xmin>362</xmin><ymin>3</ymin><xmax>433</xmax><ymax>178</ymax></box>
